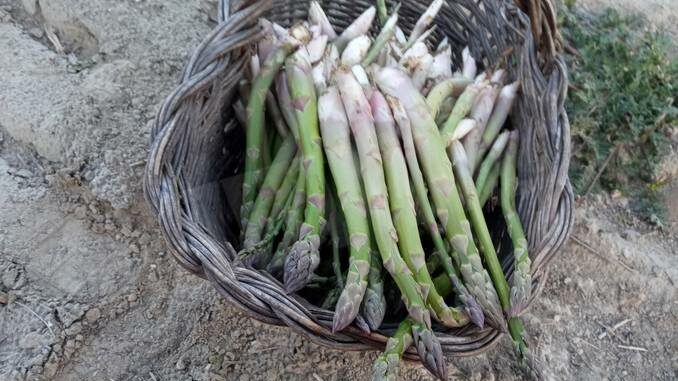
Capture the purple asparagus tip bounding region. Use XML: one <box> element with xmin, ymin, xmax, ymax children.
<box><xmin>283</xmin><ymin>238</ymin><xmax>320</xmax><ymax>293</ymax></box>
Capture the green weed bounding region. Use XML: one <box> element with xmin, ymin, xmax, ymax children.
<box><xmin>560</xmin><ymin>8</ymin><xmax>677</xmax><ymax>220</ymax></box>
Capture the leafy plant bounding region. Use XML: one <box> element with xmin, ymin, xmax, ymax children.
<box><xmin>560</xmin><ymin>8</ymin><xmax>677</xmax><ymax>219</ymax></box>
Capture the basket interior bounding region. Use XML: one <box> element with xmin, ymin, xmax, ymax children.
<box><xmin>180</xmin><ymin>0</ymin><xmax>524</xmax><ymax>297</ymax></box>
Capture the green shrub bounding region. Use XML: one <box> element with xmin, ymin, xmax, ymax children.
<box><xmin>560</xmin><ymin>8</ymin><xmax>677</xmax><ymax>219</ymax></box>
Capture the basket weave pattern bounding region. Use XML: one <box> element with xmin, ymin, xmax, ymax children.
<box><xmin>144</xmin><ymin>0</ymin><xmax>573</xmax><ymax>358</ymax></box>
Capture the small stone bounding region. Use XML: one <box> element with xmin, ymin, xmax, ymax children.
<box><xmin>85</xmin><ymin>308</ymin><xmax>101</xmax><ymax>323</ymax></box>
<box><xmin>138</xmin><ymin>233</ymin><xmax>151</xmax><ymax>246</ymax></box>
<box><xmin>28</xmin><ymin>27</ymin><xmax>44</xmax><ymax>39</ymax></box>
<box><xmin>65</xmin><ymin>322</ymin><xmax>82</xmax><ymax>336</ymax></box>
<box><xmin>75</xmin><ymin>334</ymin><xmax>84</xmax><ymax>342</ymax></box>
<box><xmin>127</xmin><ymin>294</ymin><xmax>138</xmax><ymax>303</ymax></box>
<box><xmin>129</xmin><ymin>244</ymin><xmax>140</xmax><ymax>254</ymax></box>
<box><xmin>73</xmin><ymin>206</ymin><xmax>87</xmax><ymax>219</ymax></box>
<box><xmin>0</xmin><ymin>291</ymin><xmax>7</xmax><ymax>304</ymax></box>
<box><xmin>564</xmin><ymin>277</ymin><xmax>572</xmax><ymax>285</ymax></box>
<box><xmin>175</xmin><ymin>355</ymin><xmax>187</xmax><ymax>370</ymax></box>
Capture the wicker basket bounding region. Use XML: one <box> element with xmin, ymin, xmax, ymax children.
<box><xmin>144</xmin><ymin>0</ymin><xmax>573</xmax><ymax>361</ymax></box>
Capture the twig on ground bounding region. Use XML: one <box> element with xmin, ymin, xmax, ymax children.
<box><xmin>597</xmin><ymin>318</ymin><xmax>631</xmax><ymax>340</ymax></box>
<box><xmin>617</xmin><ymin>344</ymin><xmax>647</xmax><ymax>353</ymax></box>
<box><xmin>570</xmin><ymin>235</ymin><xmax>636</xmax><ymax>273</ymax></box>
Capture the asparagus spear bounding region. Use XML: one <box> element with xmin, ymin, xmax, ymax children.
<box><xmin>334</xmin><ymin>6</ymin><xmax>376</xmax><ymax>52</ymax></box>
<box><xmin>407</xmin><ymin>0</ymin><xmax>443</xmax><ymax>44</ymax></box>
<box><xmin>388</xmin><ymin>95</ymin><xmax>484</xmax><ymax>328</ymax></box>
<box><xmin>275</xmin><ymin>73</ymin><xmax>300</xmax><ymax>142</ymax></box>
<box><xmin>478</xmin><ymin>162</ymin><xmax>501</xmax><ymax>207</ymax></box>
<box><xmin>448</xmin><ymin>141</ymin><xmax>508</xmax><ymax>332</ymax></box>
<box><xmin>318</xmin><ymin>87</ymin><xmax>371</xmax><ymax>332</ymax></box>
<box><xmin>429</xmin><ymin>43</ymin><xmax>453</xmax><ymax>82</ymax></box>
<box><xmin>501</xmin><ymin>131</ymin><xmax>532</xmax><ymax>317</ymax></box>
<box><xmin>376</xmin><ymin>0</ymin><xmax>388</xmax><ymax>26</ymax></box>
<box><xmin>475</xmin><ymin>131</ymin><xmax>510</xmax><ymax>195</ymax></box>
<box><xmin>335</xmin><ymin>67</ymin><xmax>430</xmax><ymax>329</ymax></box>
<box><xmin>463</xmin><ymin>83</ymin><xmax>501</xmax><ymax>172</ymax></box>
<box><xmin>267</xmin><ymin>170</ymin><xmax>306</xmax><ymax>275</ymax></box>
<box><xmin>309</xmin><ymin>1</ymin><xmax>338</xmax><ymax>39</ymax></box>
<box><xmin>361</xmin><ymin>246</ymin><xmax>386</xmax><ymax>330</ymax></box>
<box><xmin>283</xmin><ymin>51</ymin><xmax>326</xmax><ymax>293</ymax></box>
<box><xmin>476</xmin><ymin>81</ymin><xmax>519</xmax><ymax>169</ymax></box>
<box><xmin>328</xmin><ymin>190</ymin><xmax>345</xmax><ymax>289</ymax></box>
<box><xmin>371</xmin><ymin>318</ymin><xmax>446</xmax><ymax>381</ymax></box>
<box><xmin>242</xmin><ymin>42</ymin><xmax>297</xmax><ymax>229</ymax></box>
<box><xmin>425</xmin><ymin>77</ymin><xmax>472</xmax><ymax>120</ymax></box>
<box><xmin>371</xmin><ymin>90</ymin><xmax>468</xmax><ymax>327</ymax></box>
<box><xmin>461</xmin><ymin>47</ymin><xmax>477</xmax><ymax>79</ymax></box>
<box><xmin>341</xmin><ymin>35</ymin><xmax>372</xmax><ymax>66</ymax></box>
<box><xmin>362</xmin><ymin>11</ymin><xmax>399</xmax><ymax>67</ymax></box>
<box><xmin>243</xmin><ymin>138</ymin><xmax>297</xmax><ymax>251</ymax></box>
<box><xmin>439</xmin><ymin>81</ymin><xmax>484</xmax><ymax>147</ymax></box>
<box><xmin>375</xmin><ymin>67</ymin><xmax>505</xmax><ymax>330</ymax></box>
<box><xmin>434</xmin><ymin>96</ymin><xmax>455</xmax><ymax>126</ymax></box>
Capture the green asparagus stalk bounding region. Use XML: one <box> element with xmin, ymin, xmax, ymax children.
<box><xmin>335</xmin><ymin>66</ymin><xmax>431</xmax><ymax>329</ymax></box>
<box><xmin>475</xmin><ymin>81</ymin><xmax>519</xmax><ymax>169</ymax></box>
<box><xmin>266</xmin><ymin>92</ymin><xmax>289</xmax><ymax>138</ymax></box>
<box><xmin>362</xmin><ymin>11</ymin><xmax>399</xmax><ymax>67</ymax></box>
<box><xmin>247</xmin><ymin>155</ymin><xmax>301</xmax><ymax>266</ymax></box>
<box><xmin>318</xmin><ymin>86</ymin><xmax>371</xmax><ymax>332</ymax></box>
<box><xmin>242</xmin><ymin>42</ymin><xmax>297</xmax><ymax>229</ymax></box>
<box><xmin>371</xmin><ymin>319</ymin><xmax>414</xmax><ymax>381</ymax></box>
<box><xmin>239</xmin><ymin>188</ymin><xmax>295</xmax><ymax>261</ymax></box>
<box><xmin>448</xmin><ymin>140</ymin><xmax>508</xmax><ymax>332</ymax></box>
<box><xmin>328</xmin><ymin>191</ymin><xmax>345</xmax><ymax>289</ymax></box>
<box><xmin>501</xmin><ymin>131</ymin><xmax>532</xmax><ymax>317</ymax></box>
<box><xmin>334</xmin><ymin>6</ymin><xmax>376</xmax><ymax>52</ymax></box>
<box><xmin>372</xmin><ymin>89</ymin><xmax>467</xmax><ymax>327</ymax></box>
<box><xmin>475</xmin><ymin>131</ymin><xmax>510</xmax><ymax>195</ymax></box>
<box><xmin>375</xmin><ymin>67</ymin><xmax>505</xmax><ymax>331</ymax></box>
<box><xmin>371</xmin><ymin>318</ymin><xmax>447</xmax><ymax>381</ymax></box>
<box><xmin>376</xmin><ymin>0</ymin><xmax>388</xmax><ymax>26</ymax></box>
<box><xmin>267</xmin><ymin>169</ymin><xmax>306</xmax><ymax>275</ymax></box>
<box><xmin>478</xmin><ymin>162</ymin><xmax>501</xmax><ymax>207</ymax></box>
<box><xmin>426</xmin><ymin>77</ymin><xmax>473</xmax><ymax>119</ymax></box>
<box><xmin>439</xmin><ymin>81</ymin><xmax>484</xmax><ymax>147</ymax></box>
<box><xmin>361</xmin><ymin>246</ymin><xmax>386</xmax><ymax>330</ymax></box>
<box><xmin>388</xmin><ymin>95</ymin><xmax>484</xmax><ymax>328</ymax></box>
<box><xmin>434</xmin><ymin>96</ymin><xmax>455</xmax><ymax>126</ymax></box>
<box><xmin>275</xmin><ymin>73</ymin><xmax>300</xmax><ymax>142</ymax></box>
<box><xmin>283</xmin><ymin>51</ymin><xmax>326</xmax><ymax>293</ymax></box>
<box><xmin>243</xmin><ymin>137</ymin><xmax>297</xmax><ymax>251</ymax></box>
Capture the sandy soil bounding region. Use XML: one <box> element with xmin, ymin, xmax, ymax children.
<box><xmin>0</xmin><ymin>1</ymin><xmax>676</xmax><ymax>380</ymax></box>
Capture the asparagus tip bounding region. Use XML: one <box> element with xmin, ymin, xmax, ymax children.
<box><xmin>412</xmin><ymin>323</ymin><xmax>447</xmax><ymax>380</ymax></box>
<box><xmin>332</xmin><ymin>291</ymin><xmax>362</xmax><ymax>333</ymax></box>
<box><xmin>465</xmin><ymin>295</ymin><xmax>486</xmax><ymax>329</ymax></box>
<box><xmin>283</xmin><ymin>237</ymin><xmax>321</xmax><ymax>293</ymax></box>
<box><xmin>362</xmin><ymin>290</ymin><xmax>386</xmax><ymax>330</ymax></box>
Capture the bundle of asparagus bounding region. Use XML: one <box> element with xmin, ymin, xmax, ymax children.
<box><xmin>237</xmin><ymin>1</ymin><xmax>537</xmax><ymax>379</ymax></box>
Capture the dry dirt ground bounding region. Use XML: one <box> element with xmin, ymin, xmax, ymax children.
<box><xmin>0</xmin><ymin>1</ymin><xmax>676</xmax><ymax>380</ymax></box>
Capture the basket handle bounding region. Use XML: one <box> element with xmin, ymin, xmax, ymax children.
<box><xmin>514</xmin><ymin>0</ymin><xmax>562</xmax><ymax>61</ymax></box>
